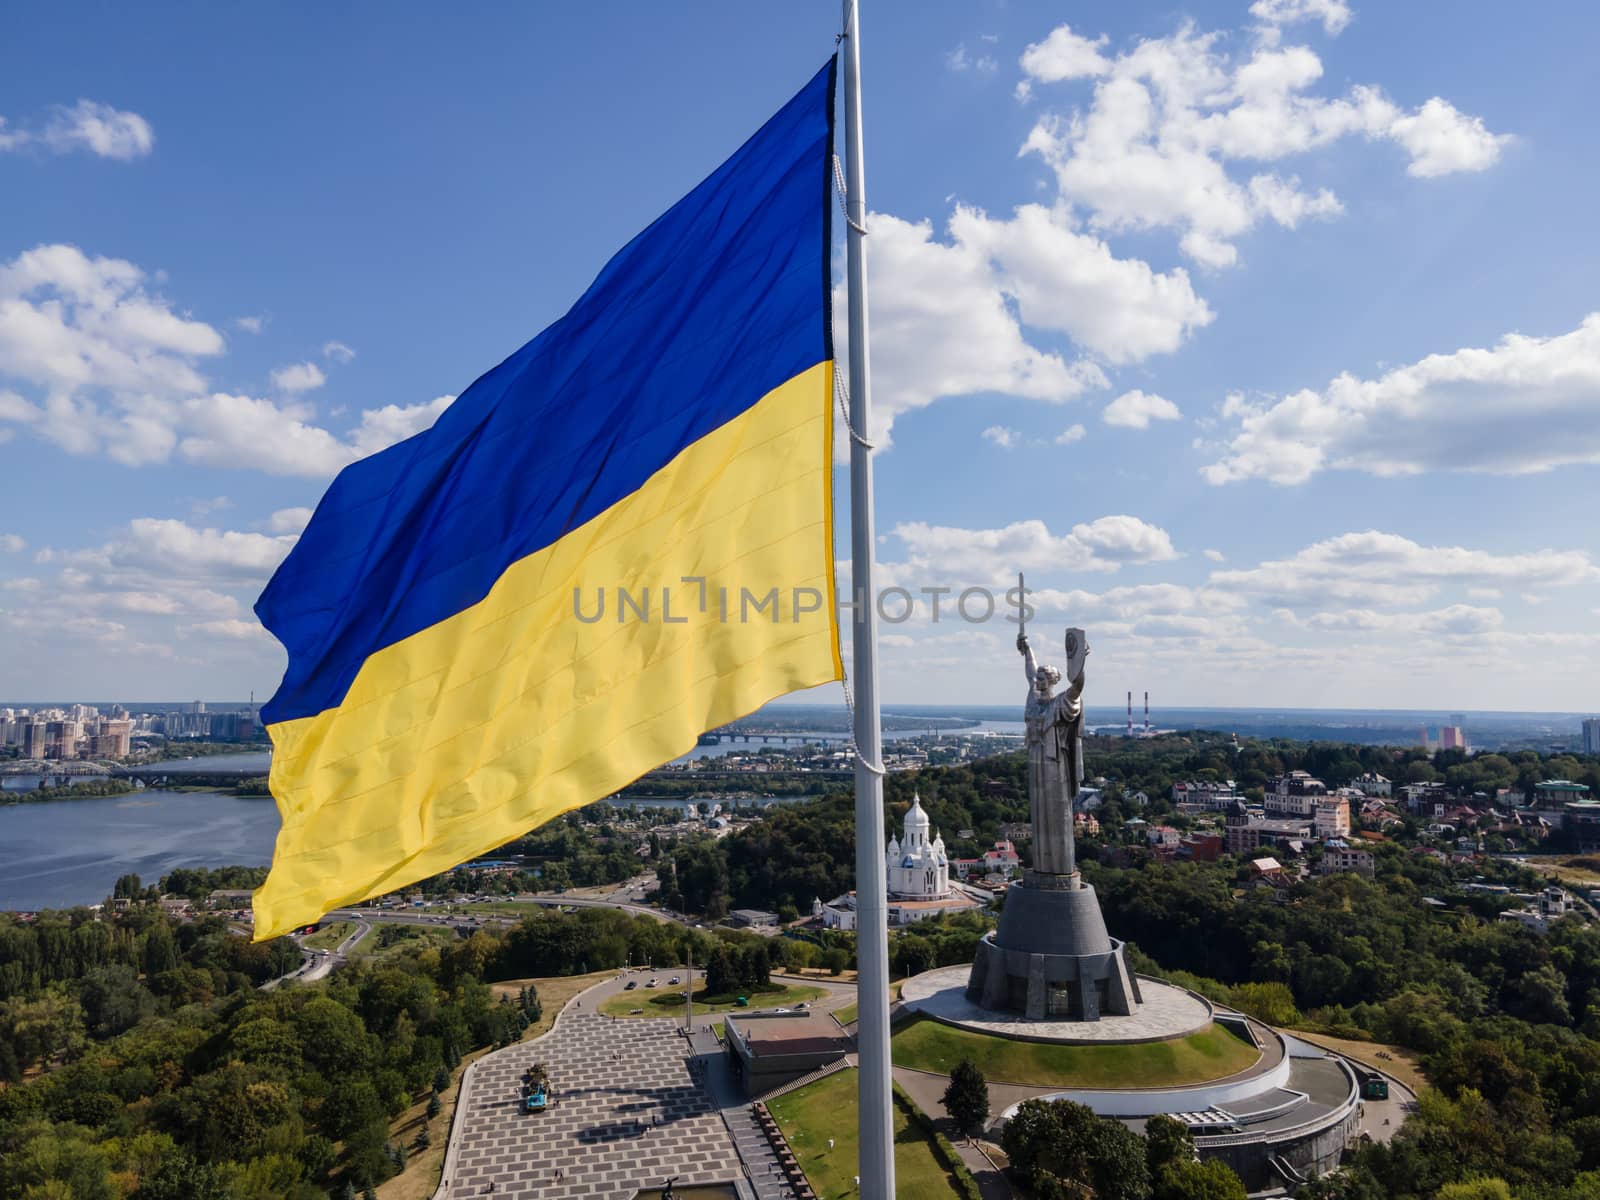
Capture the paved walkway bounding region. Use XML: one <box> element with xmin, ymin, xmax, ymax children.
<box><xmin>690</xmin><ymin>1026</ymin><xmax>795</xmax><ymax>1200</ymax></box>
<box><xmin>439</xmin><ymin>1000</ymin><xmax>741</xmax><ymax>1199</ymax></box>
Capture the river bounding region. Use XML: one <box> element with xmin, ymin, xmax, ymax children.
<box><xmin>0</xmin><ymin>789</ymin><xmax>282</xmax><ymax>912</ymax></box>
<box><xmin>0</xmin><ymin>722</ymin><xmax>1025</xmax><ymax>912</ymax></box>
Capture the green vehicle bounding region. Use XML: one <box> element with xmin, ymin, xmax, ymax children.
<box><xmin>1362</xmin><ymin>1077</ymin><xmax>1389</xmax><ymax>1101</ymax></box>
<box><xmin>735</xmin><ymin>996</ymin><xmax>749</xmax><ymax>1007</ymax></box>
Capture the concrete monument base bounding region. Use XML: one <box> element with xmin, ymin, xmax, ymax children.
<box><xmin>964</xmin><ymin>877</ymin><xmax>1142</xmax><ymax>1021</ymax></box>
<box><xmin>907</xmin><ymin>963</ymin><xmax>1209</xmax><ymax>1045</ymax></box>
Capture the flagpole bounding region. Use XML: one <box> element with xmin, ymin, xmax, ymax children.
<box><xmin>840</xmin><ymin>2</ymin><xmax>895</xmax><ymax>1196</ymax></box>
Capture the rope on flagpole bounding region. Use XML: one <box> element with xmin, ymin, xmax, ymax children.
<box><xmin>833</xmin><ymin>361</ymin><xmax>875</xmax><ymax>449</ymax></box>
<box><xmin>837</xmin><ymin>664</ymin><xmax>886</xmax><ymax>776</ymax></box>
<box><xmin>832</xmin><ymin>154</ymin><xmax>869</xmax><ymax>236</ymax></box>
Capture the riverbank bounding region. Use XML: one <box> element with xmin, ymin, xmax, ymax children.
<box><xmin>0</xmin><ymin>778</ymin><xmax>138</xmax><ymax>805</ymax></box>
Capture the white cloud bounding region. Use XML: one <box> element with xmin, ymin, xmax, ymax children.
<box><xmin>348</xmin><ymin>395</ymin><xmax>453</xmax><ymax>456</ymax></box>
<box><xmin>0</xmin><ymin>100</ymin><xmax>154</xmax><ymax>160</ymax></box>
<box><xmin>1056</xmin><ymin>423</ymin><xmax>1086</xmax><ymax>445</ymax></box>
<box><xmin>234</xmin><ymin>316</ymin><xmax>264</xmax><ymax>334</ymax></box>
<box><xmin>41</xmin><ymin>100</ymin><xmax>154</xmax><ymax>160</ymax></box>
<box><xmin>0</xmin><ymin>244</ymin><xmax>448</xmax><ymax>477</ymax></box>
<box><xmin>107</xmin><ymin>518</ymin><xmax>298</xmax><ymax>583</ymax></box>
<box><xmin>946</xmin><ymin>44</ymin><xmax>998</xmax><ymax>74</ymax></box>
<box><xmin>267</xmin><ymin>507</ymin><xmax>314</xmax><ymax>535</ymax></box>
<box><xmin>187</xmin><ymin>618</ymin><xmax>272</xmax><ymax>641</ymax></box>
<box><xmin>948</xmin><ymin>204</ymin><xmax>1213</xmax><ymax>364</ymax></box>
<box><xmin>1276</xmin><ymin>603</ymin><xmax>1503</xmax><ymax>634</ymax></box>
<box><xmin>322</xmin><ymin>340</ymin><xmax>356</xmax><ymax>364</ymax></box>
<box><xmin>1203</xmin><ymin>548</ymin><xmax>1225</xmax><ymax>562</ymax></box>
<box><xmin>1204</xmin><ymin>313</ymin><xmax>1600</xmax><ymax>484</ymax></box>
<box><xmin>270</xmin><ymin>361</ymin><xmax>326</xmax><ymax>393</ymax></box>
<box><xmin>1248</xmin><ymin>0</ymin><xmax>1352</xmax><ymax>36</ymax></box>
<box><xmin>188</xmin><ymin>496</ymin><xmax>231</xmax><ymax>517</ymax></box>
<box><xmin>1018</xmin><ymin>24</ymin><xmax>1110</xmax><ymax>86</ymax></box>
<box><xmin>0</xmin><ymin>244</ymin><xmax>222</xmax><ymax>459</ymax></box>
<box><xmin>1018</xmin><ymin>16</ymin><xmax>1506</xmax><ymax>267</ymax></box>
<box><xmin>840</xmin><ymin>213</ymin><xmax>1104</xmax><ymax>448</ymax></box>
<box><xmin>0</xmin><ymin>534</ymin><xmax>24</xmax><ymax>553</ymax></box>
<box><xmin>1103</xmin><ymin>389</ymin><xmax>1181</xmax><ymax>429</ymax></box>
<box><xmin>1210</xmin><ymin>531</ymin><xmax>1600</xmax><ymax>611</ymax></box>
<box><xmin>982</xmin><ymin>425</ymin><xmax>1019</xmax><ymax>449</ymax></box>
<box><xmin>1388</xmin><ymin>97</ymin><xmax>1512</xmax><ymax>178</ymax></box>
<box><xmin>178</xmin><ymin>393</ymin><xmax>355</xmax><ymax>476</ymax></box>
<box><xmin>890</xmin><ymin>515</ymin><xmax>1178</xmax><ymax>582</ymax></box>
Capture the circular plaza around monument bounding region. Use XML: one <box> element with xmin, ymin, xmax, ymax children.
<box><xmin>903</xmin><ymin>963</ymin><xmax>1213</xmax><ymax>1045</ymax></box>
<box><xmin>898</xmin><ymin>962</ymin><xmax>1375</xmax><ymax>1190</ymax></box>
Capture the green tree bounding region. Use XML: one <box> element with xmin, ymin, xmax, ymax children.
<box><xmin>1156</xmin><ymin>1159</ymin><xmax>1245</xmax><ymax>1200</ymax></box>
<box><xmin>1144</xmin><ymin>1113</ymin><xmax>1194</xmax><ymax>1176</ymax></box>
<box><xmin>941</xmin><ymin>1059</ymin><xmax>990</xmax><ymax>1137</ymax></box>
<box><xmin>1436</xmin><ymin>1180</ymin><xmax>1513</xmax><ymax>1200</ymax></box>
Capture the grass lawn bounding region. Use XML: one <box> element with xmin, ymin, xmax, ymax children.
<box><xmin>1524</xmin><ymin>856</ymin><xmax>1600</xmax><ymax>888</ymax></box>
<box><xmin>350</xmin><ymin>925</ymin><xmax>456</xmax><ymax>960</ymax></box>
<box><xmin>891</xmin><ymin>1016</ymin><xmax>1260</xmax><ymax>1087</ymax></box>
<box><xmin>768</xmin><ymin>1067</ymin><xmax>966</xmax><ymax>1199</ymax></box>
<box><xmin>835</xmin><ymin>980</ymin><xmax>906</xmax><ymax>1028</ymax></box>
<box><xmin>599</xmin><ymin>982</ymin><xmax>826</xmax><ymax>1019</ymax></box>
<box><xmin>1289</xmin><ymin>1031</ymin><xmax>1428</xmax><ymax>1094</ymax></box>
<box><xmin>374</xmin><ymin>1040</ymin><xmax>492</xmax><ymax>1200</ymax></box>
<box><xmin>490</xmin><ymin>970</ymin><xmax>616</xmax><ymax>1041</ymax></box>
<box><xmin>301</xmin><ymin>921</ymin><xmax>354</xmax><ymax>951</ymax></box>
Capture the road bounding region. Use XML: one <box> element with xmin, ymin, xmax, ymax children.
<box><xmin>324</xmin><ymin>878</ymin><xmax>701</xmax><ymax>935</ymax></box>
<box><xmin>261</xmin><ymin>916</ymin><xmax>370</xmax><ymax>989</ymax></box>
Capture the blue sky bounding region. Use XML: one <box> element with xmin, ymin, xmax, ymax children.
<box><xmin>2</xmin><ymin>1</ymin><xmax>1597</xmax><ymax>711</ymax></box>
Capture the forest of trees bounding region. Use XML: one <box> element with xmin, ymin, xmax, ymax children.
<box><xmin>10</xmin><ymin>731</ymin><xmax>1600</xmax><ymax>1197</ymax></box>
<box><xmin>0</xmin><ymin>897</ymin><xmax>805</xmax><ymax>1197</ymax></box>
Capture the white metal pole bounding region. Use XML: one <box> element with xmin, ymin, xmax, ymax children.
<box><xmin>841</xmin><ymin>2</ymin><xmax>895</xmax><ymax>1196</ymax></box>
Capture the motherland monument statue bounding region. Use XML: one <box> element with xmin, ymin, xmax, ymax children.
<box><xmin>1019</xmin><ymin>623</ymin><xmax>1088</xmax><ymax>878</ymax></box>
<box><xmin>965</xmin><ymin>587</ymin><xmax>1142</xmax><ymax>1021</ymax></box>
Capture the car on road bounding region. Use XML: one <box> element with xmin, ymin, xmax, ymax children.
<box><xmin>646</xmin><ymin>978</ymin><xmax>658</xmax><ymax>988</ymax></box>
<box><xmin>625</xmin><ymin>980</ymin><xmax>638</xmax><ymax>990</ymax></box>
<box><xmin>668</xmin><ymin>976</ymin><xmax>681</xmax><ymax>985</ymax></box>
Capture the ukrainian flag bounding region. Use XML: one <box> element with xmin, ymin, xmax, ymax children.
<box><xmin>251</xmin><ymin>61</ymin><xmax>841</xmax><ymax>940</ymax></box>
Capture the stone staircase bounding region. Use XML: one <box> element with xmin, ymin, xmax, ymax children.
<box><xmin>755</xmin><ymin>1055</ymin><xmax>853</xmax><ymax>1103</ymax></box>
<box><xmin>752</xmin><ymin>1100</ymin><xmax>819</xmax><ymax>1200</ymax></box>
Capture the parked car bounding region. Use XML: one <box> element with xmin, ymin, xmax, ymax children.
<box><xmin>646</xmin><ymin>979</ymin><xmax>658</xmax><ymax>988</ymax></box>
<box><xmin>625</xmin><ymin>980</ymin><xmax>638</xmax><ymax>991</ymax></box>
<box><xmin>668</xmin><ymin>976</ymin><xmax>681</xmax><ymax>985</ymax></box>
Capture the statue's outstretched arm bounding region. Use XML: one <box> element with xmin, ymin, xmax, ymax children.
<box><xmin>1017</xmin><ymin>633</ymin><xmax>1037</xmax><ymax>684</ymax></box>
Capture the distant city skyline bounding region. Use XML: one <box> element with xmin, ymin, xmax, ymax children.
<box><xmin>3</xmin><ymin>2</ymin><xmax>1599</xmax><ymax>708</ymax></box>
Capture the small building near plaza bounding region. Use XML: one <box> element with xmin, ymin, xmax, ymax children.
<box><xmin>723</xmin><ymin>1011</ymin><xmax>852</xmax><ymax>1094</ymax></box>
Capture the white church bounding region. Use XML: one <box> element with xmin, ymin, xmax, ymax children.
<box><xmin>815</xmin><ymin>794</ymin><xmax>983</xmax><ymax>930</ymax></box>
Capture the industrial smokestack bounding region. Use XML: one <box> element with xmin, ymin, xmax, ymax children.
<box><xmin>1144</xmin><ymin>691</ymin><xmax>1150</xmax><ymax>733</ymax></box>
<box><xmin>1127</xmin><ymin>691</ymin><xmax>1133</xmax><ymax>737</ymax></box>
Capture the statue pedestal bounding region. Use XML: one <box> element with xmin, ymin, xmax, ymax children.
<box><xmin>965</xmin><ymin>880</ymin><xmax>1143</xmax><ymax>1022</ymax></box>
